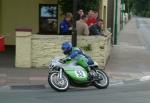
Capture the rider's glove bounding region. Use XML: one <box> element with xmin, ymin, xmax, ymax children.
<box><xmin>63</xmin><ymin>57</ymin><xmax>71</xmax><ymax>63</ymax></box>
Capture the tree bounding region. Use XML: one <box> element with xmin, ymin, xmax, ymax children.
<box><xmin>132</xmin><ymin>0</ymin><xmax>150</xmax><ymax>17</ymax></box>
<box><xmin>58</xmin><ymin>0</ymin><xmax>99</xmax><ymax>14</ymax></box>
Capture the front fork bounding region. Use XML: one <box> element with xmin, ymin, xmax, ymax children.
<box><xmin>58</xmin><ymin>68</ymin><xmax>63</xmax><ymax>79</ymax></box>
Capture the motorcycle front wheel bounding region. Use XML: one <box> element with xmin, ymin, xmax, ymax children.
<box><xmin>93</xmin><ymin>68</ymin><xmax>109</xmax><ymax>89</ymax></box>
<box><xmin>48</xmin><ymin>72</ymin><xmax>69</xmax><ymax>92</ymax></box>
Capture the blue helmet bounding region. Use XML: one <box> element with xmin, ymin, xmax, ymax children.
<box><xmin>61</xmin><ymin>42</ymin><xmax>72</xmax><ymax>54</ymax></box>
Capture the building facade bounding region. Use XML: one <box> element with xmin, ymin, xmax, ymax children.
<box><xmin>107</xmin><ymin>0</ymin><xmax>127</xmax><ymax>44</ymax></box>
<box><xmin>0</xmin><ymin>0</ymin><xmax>109</xmax><ymax>46</ymax></box>
<box><xmin>0</xmin><ymin>0</ymin><xmax>59</xmax><ymax>45</ymax></box>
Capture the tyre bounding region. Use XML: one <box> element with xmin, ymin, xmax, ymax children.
<box><xmin>48</xmin><ymin>72</ymin><xmax>69</xmax><ymax>92</ymax></box>
<box><xmin>93</xmin><ymin>68</ymin><xmax>109</xmax><ymax>89</ymax></box>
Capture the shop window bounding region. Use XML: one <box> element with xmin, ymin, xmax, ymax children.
<box><xmin>39</xmin><ymin>4</ymin><xmax>58</xmax><ymax>34</ymax></box>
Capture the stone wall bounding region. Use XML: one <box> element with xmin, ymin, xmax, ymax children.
<box><xmin>31</xmin><ymin>35</ymin><xmax>71</xmax><ymax>67</ymax></box>
<box><xmin>77</xmin><ymin>35</ymin><xmax>111</xmax><ymax>68</ymax></box>
<box><xmin>16</xmin><ymin>31</ymin><xmax>111</xmax><ymax>69</ymax></box>
<box><xmin>16</xmin><ymin>29</ymin><xmax>32</xmax><ymax>68</ymax></box>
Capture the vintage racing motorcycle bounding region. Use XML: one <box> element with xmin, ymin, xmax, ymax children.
<box><xmin>48</xmin><ymin>57</ymin><xmax>109</xmax><ymax>92</ymax></box>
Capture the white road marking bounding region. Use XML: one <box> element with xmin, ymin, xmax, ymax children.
<box><xmin>109</xmin><ymin>81</ymin><xmax>124</xmax><ymax>87</ymax></box>
<box><xmin>0</xmin><ymin>86</ymin><xmax>10</xmax><ymax>90</ymax></box>
<box><xmin>140</xmin><ymin>76</ymin><xmax>150</xmax><ymax>81</ymax></box>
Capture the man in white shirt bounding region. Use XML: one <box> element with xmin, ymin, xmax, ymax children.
<box><xmin>76</xmin><ymin>15</ymin><xmax>89</xmax><ymax>36</ymax></box>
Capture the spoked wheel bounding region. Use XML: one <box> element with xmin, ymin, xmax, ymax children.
<box><xmin>48</xmin><ymin>72</ymin><xmax>69</xmax><ymax>92</ymax></box>
<box><xmin>93</xmin><ymin>68</ymin><xmax>109</xmax><ymax>89</ymax></box>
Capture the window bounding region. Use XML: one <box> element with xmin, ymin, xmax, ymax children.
<box><xmin>39</xmin><ymin>4</ymin><xmax>58</xmax><ymax>34</ymax></box>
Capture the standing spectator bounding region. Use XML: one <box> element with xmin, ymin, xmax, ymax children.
<box><xmin>59</xmin><ymin>12</ymin><xmax>73</xmax><ymax>35</ymax></box>
<box><xmin>125</xmin><ymin>12</ymin><xmax>129</xmax><ymax>23</ymax></box>
<box><xmin>89</xmin><ymin>18</ymin><xmax>106</xmax><ymax>36</ymax></box>
<box><xmin>75</xmin><ymin>9</ymin><xmax>84</xmax><ymax>21</ymax></box>
<box><xmin>86</xmin><ymin>10</ymin><xmax>97</xmax><ymax>27</ymax></box>
<box><xmin>76</xmin><ymin>15</ymin><xmax>89</xmax><ymax>36</ymax></box>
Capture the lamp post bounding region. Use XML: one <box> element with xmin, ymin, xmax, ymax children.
<box><xmin>114</xmin><ymin>0</ymin><xmax>118</xmax><ymax>45</ymax></box>
<box><xmin>72</xmin><ymin>0</ymin><xmax>78</xmax><ymax>47</ymax></box>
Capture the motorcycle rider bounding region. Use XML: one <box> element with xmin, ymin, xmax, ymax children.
<box><xmin>61</xmin><ymin>42</ymin><xmax>94</xmax><ymax>75</ymax></box>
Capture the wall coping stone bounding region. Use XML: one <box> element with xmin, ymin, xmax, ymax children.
<box><xmin>32</xmin><ymin>35</ymin><xmax>71</xmax><ymax>39</ymax></box>
<box><xmin>16</xmin><ymin>33</ymin><xmax>32</xmax><ymax>37</ymax></box>
<box><xmin>31</xmin><ymin>34</ymin><xmax>111</xmax><ymax>40</ymax></box>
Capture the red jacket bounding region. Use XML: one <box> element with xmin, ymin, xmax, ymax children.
<box><xmin>86</xmin><ymin>18</ymin><xmax>96</xmax><ymax>26</ymax></box>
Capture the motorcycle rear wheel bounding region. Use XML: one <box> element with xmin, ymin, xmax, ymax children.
<box><xmin>48</xmin><ymin>72</ymin><xmax>69</xmax><ymax>92</ymax></box>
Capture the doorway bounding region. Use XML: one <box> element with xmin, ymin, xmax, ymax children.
<box><xmin>0</xmin><ymin>45</ymin><xmax>15</xmax><ymax>68</ymax></box>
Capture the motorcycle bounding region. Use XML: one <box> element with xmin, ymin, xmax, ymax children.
<box><xmin>48</xmin><ymin>57</ymin><xmax>109</xmax><ymax>92</ymax></box>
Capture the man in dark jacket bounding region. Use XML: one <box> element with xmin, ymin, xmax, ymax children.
<box><xmin>59</xmin><ymin>13</ymin><xmax>73</xmax><ymax>35</ymax></box>
<box><xmin>89</xmin><ymin>19</ymin><xmax>106</xmax><ymax>36</ymax></box>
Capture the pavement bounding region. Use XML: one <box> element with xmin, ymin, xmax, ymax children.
<box><xmin>106</xmin><ymin>17</ymin><xmax>150</xmax><ymax>82</ymax></box>
<box><xmin>0</xmin><ymin>68</ymin><xmax>48</xmax><ymax>87</ymax></box>
<box><xmin>0</xmin><ymin>17</ymin><xmax>150</xmax><ymax>88</ymax></box>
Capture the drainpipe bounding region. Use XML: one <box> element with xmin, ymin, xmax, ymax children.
<box><xmin>114</xmin><ymin>0</ymin><xmax>118</xmax><ymax>45</ymax></box>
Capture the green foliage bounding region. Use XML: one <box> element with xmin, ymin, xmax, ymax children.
<box><xmin>125</xmin><ymin>0</ymin><xmax>135</xmax><ymax>12</ymax></box>
<box><xmin>59</xmin><ymin>0</ymin><xmax>73</xmax><ymax>14</ymax></box>
<box><xmin>58</xmin><ymin>0</ymin><xmax>99</xmax><ymax>14</ymax></box>
<box><xmin>80</xmin><ymin>44</ymin><xmax>92</xmax><ymax>51</ymax></box>
<box><xmin>128</xmin><ymin>0</ymin><xmax>150</xmax><ymax>17</ymax></box>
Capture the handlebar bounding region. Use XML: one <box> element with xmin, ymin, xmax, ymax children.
<box><xmin>59</xmin><ymin>58</ymin><xmax>71</xmax><ymax>64</ymax></box>
<box><xmin>59</xmin><ymin>59</ymin><xmax>66</xmax><ymax>64</ymax></box>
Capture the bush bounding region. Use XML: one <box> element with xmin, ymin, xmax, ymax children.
<box><xmin>58</xmin><ymin>0</ymin><xmax>99</xmax><ymax>14</ymax></box>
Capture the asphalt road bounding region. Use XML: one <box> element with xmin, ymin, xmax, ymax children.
<box><xmin>0</xmin><ymin>81</ymin><xmax>150</xmax><ymax>103</ymax></box>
